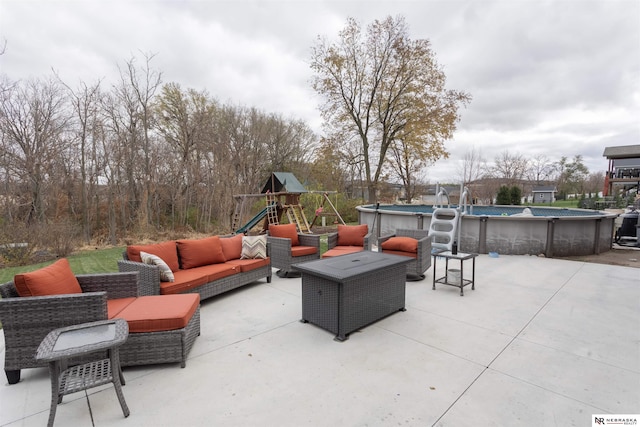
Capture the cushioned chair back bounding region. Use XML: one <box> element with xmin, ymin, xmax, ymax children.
<box><xmin>428</xmin><ymin>208</ymin><xmax>459</xmax><ymax>251</ymax></box>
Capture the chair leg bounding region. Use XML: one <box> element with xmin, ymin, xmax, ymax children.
<box><xmin>5</xmin><ymin>369</ymin><xmax>21</xmax><ymax>385</ymax></box>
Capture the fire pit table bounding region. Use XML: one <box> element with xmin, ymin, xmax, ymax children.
<box><xmin>293</xmin><ymin>251</ymin><xmax>411</xmax><ymax>341</ymax></box>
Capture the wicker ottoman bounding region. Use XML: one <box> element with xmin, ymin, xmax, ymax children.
<box><xmin>114</xmin><ymin>294</ymin><xmax>201</xmax><ymax>368</ymax></box>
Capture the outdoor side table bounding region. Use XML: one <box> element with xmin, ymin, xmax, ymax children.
<box><xmin>36</xmin><ymin>319</ymin><xmax>130</xmax><ymax>427</ymax></box>
<box><xmin>432</xmin><ymin>250</ymin><xmax>478</xmax><ymax>296</ymax></box>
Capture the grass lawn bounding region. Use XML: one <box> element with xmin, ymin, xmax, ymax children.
<box><xmin>0</xmin><ymin>246</ymin><xmax>124</xmax><ymax>284</ymax></box>
<box><xmin>531</xmin><ymin>200</ymin><xmax>579</xmax><ymax>208</ymax></box>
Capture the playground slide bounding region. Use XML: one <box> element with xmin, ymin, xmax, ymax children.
<box><xmin>235</xmin><ymin>204</ymin><xmax>274</xmax><ymax>234</ymax></box>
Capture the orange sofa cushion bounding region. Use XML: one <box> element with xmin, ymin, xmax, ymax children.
<box><xmin>177</xmin><ymin>236</ymin><xmax>226</xmax><ymax>269</ymax></box>
<box><xmin>269</xmin><ymin>223</ymin><xmax>299</xmax><ymax>246</ymax></box>
<box><xmin>115</xmin><ymin>294</ymin><xmax>200</xmax><ymax>333</ymax></box>
<box><xmin>226</xmin><ymin>257</ymin><xmax>271</xmax><ymax>272</ymax></box>
<box><xmin>337</xmin><ymin>224</ymin><xmax>368</xmax><ymax>246</ymax></box>
<box><xmin>322</xmin><ymin>246</ymin><xmax>364</xmax><ymax>258</ymax></box>
<box><xmin>381</xmin><ymin>236</ymin><xmax>418</xmax><ymax>253</ymax></box>
<box><xmin>291</xmin><ymin>246</ymin><xmax>318</xmax><ymax>257</ymax></box>
<box><xmin>162</xmin><ymin>269</ymin><xmax>209</xmax><ymax>295</ymax></box>
<box><xmin>220</xmin><ymin>234</ymin><xmax>243</xmax><ymax>261</ymax></box>
<box><xmin>14</xmin><ymin>258</ymin><xmax>82</xmax><ymax>297</ymax></box>
<box><xmin>161</xmin><ymin>264</ymin><xmax>238</xmax><ymax>295</ymax></box>
<box><xmin>127</xmin><ymin>241</ymin><xmax>179</xmax><ymax>272</ymax></box>
<box><xmin>107</xmin><ymin>297</ymin><xmax>137</xmax><ymax>318</ymax></box>
<box><xmin>381</xmin><ymin>249</ymin><xmax>417</xmax><ymax>259</ymax></box>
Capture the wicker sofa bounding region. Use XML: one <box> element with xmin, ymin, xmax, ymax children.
<box><xmin>0</xmin><ymin>270</ymin><xmax>200</xmax><ymax>385</ymax></box>
<box><xmin>117</xmin><ymin>234</ymin><xmax>272</xmax><ymax>300</ymax></box>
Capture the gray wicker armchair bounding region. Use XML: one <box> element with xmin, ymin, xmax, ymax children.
<box><xmin>323</xmin><ymin>231</ymin><xmax>372</xmax><ymax>257</ymax></box>
<box><xmin>377</xmin><ymin>228</ymin><xmax>432</xmax><ymax>281</ymax></box>
<box><xmin>0</xmin><ymin>272</ymin><xmax>139</xmax><ymax>385</ymax></box>
<box><xmin>266</xmin><ymin>233</ymin><xmax>321</xmax><ymax>278</ymax></box>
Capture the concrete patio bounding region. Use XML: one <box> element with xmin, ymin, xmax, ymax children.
<box><xmin>1</xmin><ymin>253</ymin><xmax>639</xmax><ymax>426</ymax></box>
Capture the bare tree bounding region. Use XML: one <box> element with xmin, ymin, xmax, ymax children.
<box><xmin>122</xmin><ymin>53</ymin><xmax>162</xmax><ymax>229</ymax></box>
<box><xmin>311</xmin><ymin>15</ymin><xmax>470</xmax><ymax>203</ymax></box>
<box><xmin>585</xmin><ymin>171</ymin><xmax>604</xmax><ymax>197</ymax></box>
<box><xmin>526</xmin><ymin>154</ymin><xmax>555</xmax><ymax>185</ymax></box>
<box><xmin>491</xmin><ymin>150</ymin><xmax>529</xmax><ymax>185</ymax></box>
<box><xmin>57</xmin><ymin>75</ymin><xmax>104</xmax><ymax>243</ymax></box>
<box><xmin>0</xmin><ymin>77</ymin><xmax>70</xmax><ymax>224</ymax></box>
<box><xmin>457</xmin><ymin>147</ymin><xmax>487</xmax><ymax>185</ymax></box>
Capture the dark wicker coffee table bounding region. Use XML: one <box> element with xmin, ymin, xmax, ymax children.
<box><xmin>36</xmin><ymin>319</ymin><xmax>130</xmax><ymax>427</ymax></box>
<box><xmin>293</xmin><ymin>251</ymin><xmax>411</xmax><ymax>341</ymax></box>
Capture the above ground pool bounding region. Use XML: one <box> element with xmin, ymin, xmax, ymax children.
<box><xmin>357</xmin><ymin>204</ymin><xmax>618</xmax><ymax>257</ymax></box>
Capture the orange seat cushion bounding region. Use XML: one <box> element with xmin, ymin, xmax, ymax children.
<box><xmin>291</xmin><ymin>246</ymin><xmax>318</xmax><ymax>257</ymax></box>
<box><xmin>14</xmin><ymin>258</ymin><xmax>82</xmax><ymax>297</ymax></box>
<box><xmin>127</xmin><ymin>241</ymin><xmax>179</xmax><ymax>272</ymax></box>
<box><xmin>337</xmin><ymin>224</ymin><xmax>368</xmax><ymax>246</ymax></box>
<box><xmin>381</xmin><ymin>236</ymin><xmax>418</xmax><ymax>253</ymax></box>
<box><xmin>160</xmin><ymin>264</ymin><xmax>236</xmax><ymax>295</ymax></box>
<box><xmin>220</xmin><ymin>234</ymin><xmax>243</xmax><ymax>260</ymax></box>
<box><xmin>226</xmin><ymin>257</ymin><xmax>271</xmax><ymax>272</ymax></box>
<box><xmin>177</xmin><ymin>236</ymin><xmax>226</xmax><ymax>269</ymax></box>
<box><xmin>269</xmin><ymin>223</ymin><xmax>299</xmax><ymax>246</ymax></box>
<box><xmin>322</xmin><ymin>246</ymin><xmax>364</xmax><ymax>258</ymax></box>
<box><xmin>381</xmin><ymin>249</ymin><xmax>417</xmax><ymax>259</ymax></box>
<box><xmin>107</xmin><ymin>297</ymin><xmax>137</xmax><ymax>318</ymax></box>
<box><xmin>161</xmin><ymin>269</ymin><xmax>209</xmax><ymax>295</ymax></box>
<box><xmin>115</xmin><ymin>294</ymin><xmax>200</xmax><ymax>333</ymax></box>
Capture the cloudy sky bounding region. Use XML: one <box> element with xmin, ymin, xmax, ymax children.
<box><xmin>1</xmin><ymin>0</ymin><xmax>638</xmax><ymax>183</ymax></box>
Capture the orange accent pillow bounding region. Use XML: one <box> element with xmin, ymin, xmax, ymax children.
<box><xmin>269</xmin><ymin>223</ymin><xmax>299</xmax><ymax>246</ymax></box>
<box><xmin>220</xmin><ymin>234</ymin><xmax>243</xmax><ymax>260</ymax></box>
<box><xmin>337</xmin><ymin>224</ymin><xmax>368</xmax><ymax>246</ymax></box>
<box><xmin>177</xmin><ymin>236</ymin><xmax>226</xmax><ymax>269</ymax></box>
<box><xmin>127</xmin><ymin>241</ymin><xmax>179</xmax><ymax>272</ymax></box>
<box><xmin>381</xmin><ymin>236</ymin><xmax>418</xmax><ymax>253</ymax></box>
<box><xmin>13</xmin><ymin>258</ymin><xmax>82</xmax><ymax>297</ymax></box>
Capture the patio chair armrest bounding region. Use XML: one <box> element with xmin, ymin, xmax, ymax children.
<box><xmin>117</xmin><ymin>260</ymin><xmax>161</xmax><ymax>296</ymax></box>
<box><xmin>77</xmin><ymin>272</ymin><xmax>139</xmax><ymax>299</ymax></box>
<box><xmin>298</xmin><ymin>233</ymin><xmax>321</xmax><ymax>248</ymax></box>
<box><xmin>0</xmin><ymin>291</ymin><xmax>108</xmax><ymax>359</ymax></box>
<box><xmin>266</xmin><ymin>236</ymin><xmax>293</xmax><ymax>251</ymax></box>
<box><xmin>416</xmin><ymin>235</ymin><xmax>432</xmax><ymax>256</ymax></box>
<box><xmin>415</xmin><ymin>235</ymin><xmax>433</xmax><ymax>273</ymax></box>
<box><xmin>363</xmin><ymin>233</ymin><xmax>372</xmax><ymax>250</ymax></box>
<box><xmin>326</xmin><ymin>232</ymin><xmax>338</xmax><ymax>249</ymax></box>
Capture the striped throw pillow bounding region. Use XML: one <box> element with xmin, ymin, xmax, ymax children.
<box><xmin>241</xmin><ymin>235</ymin><xmax>267</xmax><ymax>259</ymax></box>
<box><xmin>140</xmin><ymin>251</ymin><xmax>175</xmax><ymax>282</ymax></box>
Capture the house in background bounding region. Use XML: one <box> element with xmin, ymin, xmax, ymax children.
<box><xmin>532</xmin><ymin>185</ymin><xmax>557</xmax><ymax>204</ymax></box>
<box><xmin>603</xmin><ymin>144</ymin><xmax>640</xmax><ymax>197</ymax></box>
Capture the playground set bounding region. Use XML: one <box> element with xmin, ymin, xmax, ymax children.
<box><xmin>231</xmin><ymin>172</ymin><xmax>345</xmax><ymax>235</ymax></box>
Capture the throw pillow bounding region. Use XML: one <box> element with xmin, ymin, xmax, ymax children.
<box><xmin>268</xmin><ymin>223</ymin><xmax>299</xmax><ymax>246</ymax></box>
<box><xmin>177</xmin><ymin>236</ymin><xmax>226</xmax><ymax>269</ymax></box>
<box><xmin>14</xmin><ymin>258</ymin><xmax>82</xmax><ymax>297</ymax></box>
<box><xmin>126</xmin><ymin>241</ymin><xmax>180</xmax><ymax>272</ymax></box>
<box><xmin>381</xmin><ymin>236</ymin><xmax>418</xmax><ymax>253</ymax></box>
<box><xmin>337</xmin><ymin>224</ymin><xmax>368</xmax><ymax>246</ymax></box>
<box><xmin>220</xmin><ymin>234</ymin><xmax>243</xmax><ymax>260</ymax></box>
<box><xmin>241</xmin><ymin>235</ymin><xmax>267</xmax><ymax>259</ymax></box>
<box><xmin>140</xmin><ymin>251</ymin><xmax>175</xmax><ymax>282</ymax></box>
